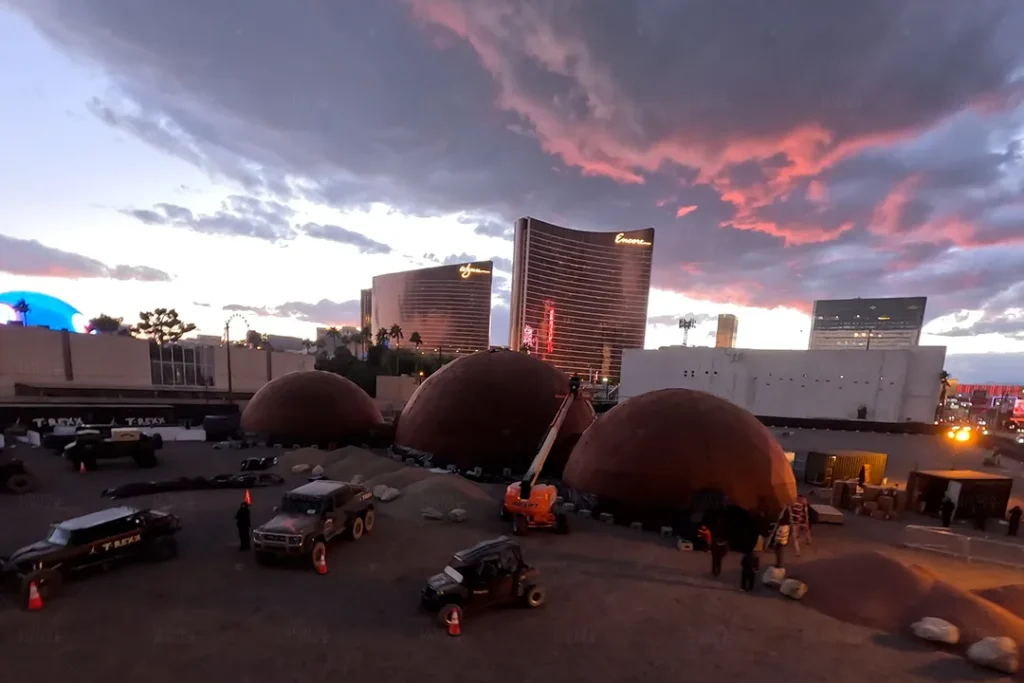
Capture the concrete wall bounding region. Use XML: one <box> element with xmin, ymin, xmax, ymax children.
<box><xmin>0</xmin><ymin>325</ymin><xmax>314</xmax><ymax>398</ymax></box>
<box><xmin>375</xmin><ymin>375</ymin><xmax>420</xmax><ymax>414</ymax></box>
<box><xmin>620</xmin><ymin>346</ymin><xmax>947</xmax><ymax>423</ymax></box>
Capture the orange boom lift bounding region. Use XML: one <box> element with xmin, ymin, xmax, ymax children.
<box><xmin>502</xmin><ymin>375</ymin><xmax>583</xmax><ymax>535</ymax></box>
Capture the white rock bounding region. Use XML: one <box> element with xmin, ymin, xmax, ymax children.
<box><xmin>780</xmin><ymin>578</ymin><xmax>808</xmax><ymax>600</ymax></box>
<box><xmin>381</xmin><ymin>487</ymin><xmax>401</xmax><ymax>502</ymax></box>
<box><xmin>291</xmin><ymin>464</ymin><xmax>311</xmax><ymax>474</ymax></box>
<box><xmin>911</xmin><ymin>617</ymin><xmax>960</xmax><ymax>645</ymax></box>
<box><xmin>372</xmin><ymin>484</ymin><xmax>388</xmax><ymax>500</ymax></box>
<box><xmin>762</xmin><ymin>566</ymin><xmax>786</xmax><ymax>587</ymax></box>
<box><xmin>676</xmin><ymin>539</ymin><xmax>693</xmax><ymax>551</ymax></box>
<box><xmin>310</xmin><ymin>464</ymin><xmax>325</xmax><ymax>476</ymax></box>
<box><xmin>448</xmin><ymin>508</ymin><xmax>467</xmax><ymax>523</ymax></box>
<box><xmin>421</xmin><ymin>507</ymin><xmax>443</xmax><ymax>520</ymax></box>
<box><xmin>967</xmin><ymin>637</ymin><xmax>1019</xmax><ymax>674</ymax></box>
<box><xmin>350</xmin><ymin>474</ymin><xmax>363</xmax><ymax>485</ymax></box>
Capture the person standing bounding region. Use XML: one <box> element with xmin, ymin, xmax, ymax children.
<box><xmin>1008</xmin><ymin>506</ymin><xmax>1023</xmax><ymax>537</ymax></box>
<box><xmin>940</xmin><ymin>496</ymin><xmax>956</xmax><ymax>528</ymax></box>
<box><xmin>696</xmin><ymin>524</ymin><xmax>712</xmax><ymax>552</ymax></box>
<box><xmin>772</xmin><ymin>508</ymin><xmax>791</xmax><ymax>569</ymax></box>
<box><xmin>235</xmin><ymin>500</ymin><xmax>252</xmax><ymax>551</ymax></box>
<box><xmin>740</xmin><ymin>551</ymin><xmax>759</xmax><ymax>592</ymax></box>
<box><xmin>710</xmin><ymin>538</ymin><xmax>728</xmax><ymax>577</ymax></box>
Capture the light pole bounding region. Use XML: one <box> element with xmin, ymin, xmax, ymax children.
<box><xmin>224</xmin><ymin>314</ymin><xmax>249</xmax><ymax>399</ymax></box>
<box><xmin>679</xmin><ymin>317</ymin><xmax>697</xmax><ymax>347</ymax></box>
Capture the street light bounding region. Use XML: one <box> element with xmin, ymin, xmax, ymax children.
<box><xmin>224</xmin><ymin>314</ymin><xmax>249</xmax><ymax>399</ymax></box>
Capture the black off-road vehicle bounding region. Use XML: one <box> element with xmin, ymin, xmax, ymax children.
<box><xmin>421</xmin><ymin>536</ymin><xmax>546</xmax><ymax>627</ymax></box>
<box><xmin>0</xmin><ymin>505</ymin><xmax>181</xmax><ymax>604</ymax></box>
<box><xmin>64</xmin><ymin>428</ymin><xmax>161</xmax><ymax>471</ymax></box>
<box><xmin>252</xmin><ymin>480</ymin><xmax>375</xmax><ymax>568</ymax></box>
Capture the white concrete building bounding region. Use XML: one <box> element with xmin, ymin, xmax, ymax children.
<box><xmin>620</xmin><ymin>346</ymin><xmax>947</xmax><ymax>423</ymax></box>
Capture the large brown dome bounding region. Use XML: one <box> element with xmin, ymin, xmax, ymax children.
<box><xmin>394</xmin><ymin>350</ymin><xmax>596</xmax><ymax>474</ymax></box>
<box><xmin>563</xmin><ymin>388</ymin><xmax>796</xmax><ymax>516</ymax></box>
<box><xmin>241</xmin><ymin>371</ymin><xmax>383</xmax><ymax>445</ymax></box>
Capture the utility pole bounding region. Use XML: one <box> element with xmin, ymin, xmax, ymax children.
<box><xmin>679</xmin><ymin>317</ymin><xmax>697</xmax><ymax>347</ymax></box>
<box><xmin>224</xmin><ymin>314</ymin><xmax>248</xmax><ymax>400</ymax></box>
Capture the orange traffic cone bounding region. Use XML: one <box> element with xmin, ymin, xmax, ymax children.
<box><xmin>79</xmin><ymin>461</ymin><xmax>87</xmax><ymax>475</ymax></box>
<box><xmin>244</xmin><ymin>489</ymin><xmax>252</xmax><ymax>506</ymax></box>
<box><xmin>26</xmin><ymin>581</ymin><xmax>43</xmax><ymax>611</ymax></box>
<box><xmin>314</xmin><ymin>551</ymin><xmax>328</xmax><ymax>575</ymax></box>
<box><xmin>447</xmin><ymin>609</ymin><xmax>461</xmax><ymax>636</ymax></box>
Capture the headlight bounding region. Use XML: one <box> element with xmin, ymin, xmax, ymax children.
<box><xmin>956</xmin><ymin>431</ymin><xmax>970</xmax><ymax>442</ymax></box>
<box><xmin>288</xmin><ymin>536</ymin><xmax>303</xmax><ymax>545</ymax></box>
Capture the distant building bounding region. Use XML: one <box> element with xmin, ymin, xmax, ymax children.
<box><xmin>715</xmin><ymin>314</ymin><xmax>738</xmax><ymax>348</ymax></box>
<box><xmin>193</xmin><ymin>334</ymin><xmax>223</xmax><ymax>346</ymax></box>
<box><xmin>372</xmin><ymin>262</ymin><xmax>491</xmax><ymax>355</ymax></box>
<box><xmin>265</xmin><ymin>334</ymin><xmax>306</xmax><ymax>354</ymax></box>
<box><xmin>316</xmin><ymin>326</ymin><xmax>359</xmax><ymax>356</ymax></box>
<box><xmin>808</xmin><ymin>297</ymin><xmax>927</xmax><ymax>350</ymax></box>
<box><xmin>508</xmin><ymin>217</ymin><xmax>654</xmax><ymax>381</ymax></box>
<box><xmin>360</xmin><ymin>289</ymin><xmax>372</xmax><ymax>331</ymax></box>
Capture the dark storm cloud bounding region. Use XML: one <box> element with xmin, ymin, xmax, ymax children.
<box><xmin>10</xmin><ymin>0</ymin><xmax>1024</xmax><ymax>349</ymax></box>
<box><xmin>0</xmin><ymin>234</ymin><xmax>172</xmax><ymax>282</ymax></box>
<box><xmin>223</xmin><ymin>299</ymin><xmax>360</xmax><ymax>326</ymax></box>
<box><xmin>298</xmin><ymin>223</ymin><xmax>392</xmax><ymax>254</ymax></box>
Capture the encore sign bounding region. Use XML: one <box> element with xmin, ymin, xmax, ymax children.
<box><xmin>459</xmin><ymin>264</ymin><xmax>491</xmax><ymax>279</ymax></box>
<box><xmin>614</xmin><ymin>232</ymin><xmax>651</xmax><ymax>246</ymax></box>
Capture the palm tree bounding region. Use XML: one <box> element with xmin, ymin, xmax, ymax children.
<box><xmin>388</xmin><ymin>324</ymin><xmax>404</xmax><ymax>374</ymax></box>
<box><xmin>12</xmin><ymin>298</ymin><xmax>30</xmax><ymax>326</ymax></box>
<box><xmin>360</xmin><ymin>325</ymin><xmax>372</xmax><ymax>359</ymax></box>
<box><xmin>937</xmin><ymin>370</ymin><xmax>952</xmax><ymax>422</ymax></box>
<box><xmin>409</xmin><ymin>331</ymin><xmax>423</xmax><ymax>374</ymax></box>
<box><xmin>301</xmin><ymin>339</ymin><xmax>315</xmax><ymax>354</ymax></box>
<box><xmin>375</xmin><ymin>327</ymin><xmax>388</xmax><ymax>347</ymax></box>
<box><xmin>315</xmin><ymin>338</ymin><xmax>326</xmax><ymax>355</ymax></box>
<box><xmin>338</xmin><ymin>333</ymin><xmax>352</xmax><ymax>357</ymax></box>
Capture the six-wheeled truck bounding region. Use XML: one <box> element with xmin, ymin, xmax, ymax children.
<box><xmin>0</xmin><ymin>505</ymin><xmax>181</xmax><ymax>604</ymax></box>
<box><xmin>1</xmin><ymin>456</ymin><xmax>38</xmax><ymax>494</ymax></box>
<box><xmin>421</xmin><ymin>536</ymin><xmax>547</xmax><ymax>627</ymax></box>
<box><xmin>252</xmin><ymin>480</ymin><xmax>376</xmax><ymax>568</ymax></box>
<box><xmin>64</xmin><ymin>428</ymin><xmax>160</xmax><ymax>471</ymax></box>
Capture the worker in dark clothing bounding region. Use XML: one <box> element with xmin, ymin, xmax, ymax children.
<box><xmin>974</xmin><ymin>508</ymin><xmax>988</xmax><ymax>532</ymax></box>
<box><xmin>940</xmin><ymin>496</ymin><xmax>956</xmax><ymax>528</ymax></box>
<box><xmin>1008</xmin><ymin>506</ymin><xmax>1023</xmax><ymax>537</ymax></box>
<box><xmin>710</xmin><ymin>538</ymin><xmax>728</xmax><ymax>577</ymax></box>
<box><xmin>235</xmin><ymin>501</ymin><xmax>251</xmax><ymax>551</ymax></box>
<box><xmin>740</xmin><ymin>551</ymin><xmax>759</xmax><ymax>592</ymax></box>
<box><xmin>696</xmin><ymin>524</ymin><xmax>712</xmax><ymax>552</ymax></box>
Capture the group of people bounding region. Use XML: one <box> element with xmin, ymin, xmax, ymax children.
<box><xmin>695</xmin><ymin>502</ymin><xmax>801</xmax><ymax>592</ymax></box>
<box><xmin>939</xmin><ymin>496</ymin><xmax>1023</xmax><ymax>536</ymax></box>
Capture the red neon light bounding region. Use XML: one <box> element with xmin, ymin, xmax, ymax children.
<box><xmin>546</xmin><ymin>303</ymin><xmax>555</xmax><ymax>354</ymax></box>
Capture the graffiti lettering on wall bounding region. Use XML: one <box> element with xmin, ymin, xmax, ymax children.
<box><xmin>29</xmin><ymin>416</ymin><xmax>167</xmax><ymax>429</ymax></box>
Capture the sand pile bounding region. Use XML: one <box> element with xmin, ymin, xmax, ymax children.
<box><xmin>273</xmin><ymin>447</ymin><xmax>343</xmax><ymax>473</ymax></box>
<box><xmin>365</xmin><ymin>467</ymin><xmax>434</xmax><ymax>490</ymax></box>
<box><xmin>387</xmin><ymin>475</ymin><xmax>496</xmax><ymax>521</ymax></box>
<box><xmin>322</xmin><ymin>447</ymin><xmax>403</xmax><ymax>482</ymax></box>
<box><xmin>793</xmin><ymin>552</ymin><xmax>1024</xmax><ymax>647</ymax></box>
<box><xmin>975</xmin><ymin>586</ymin><xmax>1024</xmax><ymax>620</ymax></box>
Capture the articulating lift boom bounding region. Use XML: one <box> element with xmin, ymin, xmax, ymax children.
<box><xmin>502</xmin><ymin>375</ymin><xmax>582</xmax><ymax>535</ymax></box>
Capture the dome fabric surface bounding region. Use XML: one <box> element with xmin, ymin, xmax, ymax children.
<box><xmin>394</xmin><ymin>350</ymin><xmax>596</xmax><ymax>474</ymax></box>
<box><xmin>241</xmin><ymin>370</ymin><xmax>383</xmax><ymax>444</ymax></box>
<box><xmin>563</xmin><ymin>388</ymin><xmax>796</xmax><ymax>516</ymax></box>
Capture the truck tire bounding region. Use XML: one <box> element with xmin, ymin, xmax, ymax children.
<box><xmin>310</xmin><ymin>540</ymin><xmax>327</xmax><ymax>570</ymax></box>
<box><xmin>512</xmin><ymin>514</ymin><xmax>529</xmax><ymax>536</ymax></box>
<box><xmin>499</xmin><ymin>502</ymin><xmax>511</xmax><ymax>521</ymax></box>
<box><xmin>146</xmin><ymin>536</ymin><xmax>178</xmax><ymax>561</ymax></box>
<box><xmin>348</xmin><ymin>516</ymin><xmax>365</xmax><ymax>541</ymax></box>
<box><xmin>5</xmin><ymin>472</ymin><xmax>37</xmax><ymax>494</ymax></box>
<box><xmin>362</xmin><ymin>508</ymin><xmax>375</xmax><ymax>533</ymax></box>
<box><xmin>150</xmin><ymin>433</ymin><xmax>164</xmax><ymax>450</ymax></box>
<box><xmin>437</xmin><ymin>603</ymin><xmax>463</xmax><ymax>629</ymax></box>
<box><xmin>522</xmin><ymin>584</ymin><xmax>546</xmax><ymax>608</ymax></box>
<box><xmin>21</xmin><ymin>567</ymin><xmax>63</xmax><ymax>604</ymax></box>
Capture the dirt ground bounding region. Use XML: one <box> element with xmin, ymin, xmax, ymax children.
<box><xmin>0</xmin><ymin>442</ymin><xmax>1019</xmax><ymax>683</ymax></box>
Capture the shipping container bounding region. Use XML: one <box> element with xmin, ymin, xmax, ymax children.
<box><xmin>907</xmin><ymin>470</ymin><xmax>1013</xmax><ymax>520</ymax></box>
<box><xmin>801</xmin><ymin>450</ymin><xmax>888</xmax><ymax>487</ymax></box>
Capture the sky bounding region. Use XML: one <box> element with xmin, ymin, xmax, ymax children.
<box><xmin>0</xmin><ymin>1</ymin><xmax>1023</xmax><ymax>383</ymax></box>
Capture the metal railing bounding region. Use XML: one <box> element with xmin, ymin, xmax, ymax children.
<box><xmin>903</xmin><ymin>524</ymin><xmax>1024</xmax><ymax>569</ymax></box>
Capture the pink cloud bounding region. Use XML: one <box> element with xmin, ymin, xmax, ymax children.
<box><xmin>675</xmin><ymin>205</ymin><xmax>698</xmax><ymax>218</ymax></box>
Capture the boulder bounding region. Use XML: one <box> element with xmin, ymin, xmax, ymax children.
<box><xmin>448</xmin><ymin>508</ymin><xmax>468</xmax><ymax>523</ymax></box>
<box><xmin>421</xmin><ymin>507</ymin><xmax>444</xmax><ymax>520</ymax></box>
<box><xmin>291</xmin><ymin>464</ymin><xmax>311</xmax><ymax>474</ymax></box>
<box><xmin>350</xmin><ymin>474</ymin><xmax>364</xmax><ymax>485</ymax></box>
<box><xmin>381</xmin><ymin>487</ymin><xmax>401</xmax><ymax>502</ymax></box>
<box><xmin>780</xmin><ymin>578</ymin><xmax>808</xmax><ymax>600</ymax></box>
<box><xmin>372</xmin><ymin>484</ymin><xmax>388</xmax><ymax>500</ymax></box>
<box><xmin>911</xmin><ymin>617</ymin><xmax>960</xmax><ymax>645</ymax></box>
<box><xmin>762</xmin><ymin>566</ymin><xmax>786</xmax><ymax>587</ymax></box>
<box><xmin>310</xmin><ymin>464</ymin><xmax>325</xmax><ymax>476</ymax></box>
<box><xmin>966</xmin><ymin>637</ymin><xmax>1019</xmax><ymax>674</ymax></box>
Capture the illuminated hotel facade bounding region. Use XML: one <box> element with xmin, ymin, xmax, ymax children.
<box><xmin>371</xmin><ymin>261</ymin><xmax>492</xmax><ymax>355</ymax></box>
<box><xmin>508</xmin><ymin>217</ymin><xmax>654</xmax><ymax>381</ymax></box>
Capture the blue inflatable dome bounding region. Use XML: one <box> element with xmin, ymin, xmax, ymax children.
<box><xmin>0</xmin><ymin>291</ymin><xmax>90</xmax><ymax>333</ymax></box>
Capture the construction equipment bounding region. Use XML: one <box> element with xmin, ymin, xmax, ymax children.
<box><xmin>501</xmin><ymin>375</ymin><xmax>583</xmax><ymax>535</ymax></box>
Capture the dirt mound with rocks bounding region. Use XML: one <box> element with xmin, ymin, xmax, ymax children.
<box><xmin>387</xmin><ymin>475</ymin><xmax>497</xmax><ymax>521</ymax></box>
<box><xmin>365</xmin><ymin>467</ymin><xmax>434</xmax><ymax>490</ymax></box>
<box><xmin>793</xmin><ymin>552</ymin><xmax>1024</xmax><ymax>647</ymax></box>
<box><xmin>974</xmin><ymin>585</ymin><xmax>1024</xmax><ymax>620</ymax></box>
<box><xmin>322</xmin><ymin>447</ymin><xmax>403</xmax><ymax>482</ymax></box>
<box><xmin>272</xmin><ymin>447</ymin><xmax>343</xmax><ymax>473</ymax></box>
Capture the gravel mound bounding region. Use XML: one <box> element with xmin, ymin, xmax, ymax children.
<box><xmin>974</xmin><ymin>585</ymin><xmax>1024</xmax><ymax>621</ymax></box>
<box><xmin>322</xmin><ymin>447</ymin><xmax>403</xmax><ymax>482</ymax></box>
<box><xmin>365</xmin><ymin>467</ymin><xmax>434</xmax><ymax>490</ymax></box>
<box><xmin>387</xmin><ymin>475</ymin><xmax>497</xmax><ymax>521</ymax></box>
<box><xmin>272</xmin><ymin>447</ymin><xmax>342</xmax><ymax>473</ymax></box>
<box><xmin>793</xmin><ymin>552</ymin><xmax>1024</xmax><ymax>647</ymax></box>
